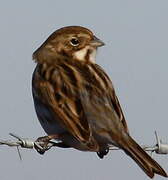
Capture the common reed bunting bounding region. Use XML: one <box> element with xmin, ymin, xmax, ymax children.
<box><xmin>32</xmin><ymin>26</ymin><xmax>167</xmax><ymax>178</ymax></box>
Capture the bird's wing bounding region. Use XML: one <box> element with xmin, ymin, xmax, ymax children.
<box><xmin>33</xmin><ymin>63</ymin><xmax>128</xmax><ymax>148</ymax></box>
<box><xmin>110</xmin><ymin>90</ymin><xmax>129</xmax><ymax>133</ymax></box>
<box><xmin>79</xmin><ymin>64</ymin><xmax>129</xmax><ymax>134</ymax></box>
<box><xmin>33</xmin><ymin>66</ymin><xmax>93</xmax><ymax>145</ymax></box>
<box><xmin>37</xmin><ymin>81</ymin><xmax>91</xmax><ymax>142</ymax></box>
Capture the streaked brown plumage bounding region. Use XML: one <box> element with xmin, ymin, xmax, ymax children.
<box><xmin>32</xmin><ymin>26</ymin><xmax>167</xmax><ymax>178</ymax></box>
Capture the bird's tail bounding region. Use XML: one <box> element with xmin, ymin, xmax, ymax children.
<box><xmin>119</xmin><ymin>135</ymin><xmax>167</xmax><ymax>178</ymax></box>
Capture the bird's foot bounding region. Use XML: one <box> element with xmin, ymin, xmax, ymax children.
<box><xmin>97</xmin><ymin>148</ymin><xmax>109</xmax><ymax>159</ymax></box>
<box><xmin>34</xmin><ymin>134</ymin><xmax>59</xmax><ymax>155</ymax></box>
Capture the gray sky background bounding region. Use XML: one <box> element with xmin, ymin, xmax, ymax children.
<box><xmin>0</xmin><ymin>0</ymin><xmax>168</xmax><ymax>179</ymax></box>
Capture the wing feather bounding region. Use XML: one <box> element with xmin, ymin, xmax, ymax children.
<box><xmin>33</xmin><ymin>65</ymin><xmax>91</xmax><ymax>143</ymax></box>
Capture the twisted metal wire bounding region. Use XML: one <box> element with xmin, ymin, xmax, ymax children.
<box><xmin>0</xmin><ymin>131</ymin><xmax>168</xmax><ymax>159</ymax></box>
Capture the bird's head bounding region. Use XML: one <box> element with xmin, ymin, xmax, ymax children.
<box><xmin>33</xmin><ymin>26</ymin><xmax>105</xmax><ymax>64</ymax></box>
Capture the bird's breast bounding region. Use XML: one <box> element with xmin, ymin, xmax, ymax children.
<box><xmin>33</xmin><ymin>93</ymin><xmax>66</xmax><ymax>135</ymax></box>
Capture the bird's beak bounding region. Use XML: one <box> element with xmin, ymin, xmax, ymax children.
<box><xmin>90</xmin><ymin>36</ymin><xmax>105</xmax><ymax>47</ymax></box>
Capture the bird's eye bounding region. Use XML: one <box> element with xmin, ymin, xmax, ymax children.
<box><xmin>70</xmin><ymin>37</ymin><xmax>79</xmax><ymax>46</ymax></box>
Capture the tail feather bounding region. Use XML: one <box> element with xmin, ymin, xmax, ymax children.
<box><xmin>120</xmin><ymin>135</ymin><xmax>167</xmax><ymax>178</ymax></box>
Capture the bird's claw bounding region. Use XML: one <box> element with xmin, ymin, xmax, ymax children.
<box><xmin>34</xmin><ymin>136</ymin><xmax>52</xmax><ymax>155</ymax></box>
<box><xmin>97</xmin><ymin>148</ymin><xmax>109</xmax><ymax>159</ymax></box>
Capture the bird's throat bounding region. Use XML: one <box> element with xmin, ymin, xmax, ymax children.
<box><xmin>73</xmin><ymin>46</ymin><xmax>97</xmax><ymax>63</ymax></box>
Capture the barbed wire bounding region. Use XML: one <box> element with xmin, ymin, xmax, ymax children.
<box><xmin>0</xmin><ymin>131</ymin><xmax>168</xmax><ymax>159</ymax></box>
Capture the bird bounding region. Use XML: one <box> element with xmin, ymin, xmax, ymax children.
<box><xmin>32</xmin><ymin>26</ymin><xmax>167</xmax><ymax>178</ymax></box>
